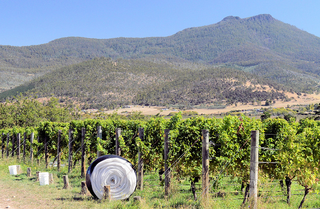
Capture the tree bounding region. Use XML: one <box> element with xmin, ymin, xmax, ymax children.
<box><xmin>0</xmin><ymin>96</ymin><xmax>79</xmax><ymax>129</ymax></box>
<box><xmin>261</xmin><ymin>111</ymin><xmax>271</xmax><ymax>121</ymax></box>
<box><xmin>265</xmin><ymin>99</ymin><xmax>270</xmax><ymax>106</ymax></box>
<box><xmin>284</xmin><ymin>114</ymin><xmax>296</xmax><ymax>122</ymax></box>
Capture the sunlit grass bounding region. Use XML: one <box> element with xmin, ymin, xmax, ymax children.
<box><xmin>0</xmin><ymin>157</ymin><xmax>320</xmax><ymax>208</ymax></box>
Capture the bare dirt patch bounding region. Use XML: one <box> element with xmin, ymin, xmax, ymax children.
<box><xmin>103</xmin><ymin>93</ymin><xmax>320</xmax><ymax>116</ymax></box>
<box><xmin>0</xmin><ymin>178</ymin><xmax>58</xmax><ymax>209</ymax></box>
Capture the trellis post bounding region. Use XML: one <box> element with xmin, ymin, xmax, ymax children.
<box><xmin>115</xmin><ymin>128</ymin><xmax>121</xmax><ymax>156</ymax></box>
<box><xmin>27</xmin><ymin>167</ymin><xmax>32</xmax><ymax>177</ymax></box>
<box><xmin>17</xmin><ymin>133</ymin><xmax>20</xmax><ymax>159</ymax></box>
<box><xmin>57</xmin><ymin>130</ymin><xmax>61</xmax><ymax>171</ymax></box>
<box><xmin>81</xmin><ymin>181</ymin><xmax>88</xmax><ymax>195</ymax></box>
<box><xmin>249</xmin><ymin>130</ymin><xmax>259</xmax><ymax>209</ymax></box>
<box><xmin>6</xmin><ymin>133</ymin><xmax>9</xmax><ymax>158</ymax></box>
<box><xmin>97</xmin><ymin>126</ymin><xmax>103</xmax><ymax>157</ymax></box>
<box><xmin>63</xmin><ymin>175</ymin><xmax>71</xmax><ymax>189</ymax></box>
<box><xmin>104</xmin><ymin>185</ymin><xmax>111</xmax><ymax>200</ymax></box>
<box><xmin>81</xmin><ymin>127</ymin><xmax>86</xmax><ymax>178</ymax></box>
<box><xmin>202</xmin><ymin>129</ymin><xmax>209</xmax><ymax>199</ymax></box>
<box><xmin>30</xmin><ymin>133</ymin><xmax>34</xmax><ymax>163</ymax></box>
<box><xmin>12</xmin><ymin>134</ymin><xmax>15</xmax><ymax>157</ymax></box>
<box><xmin>1</xmin><ymin>133</ymin><xmax>4</xmax><ymax>158</ymax></box>
<box><xmin>37</xmin><ymin>136</ymin><xmax>40</xmax><ymax>165</ymax></box>
<box><xmin>45</xmin><ymin>134</ymin><xmax>48</xmax><ymax>168</ymax></box>
<box><xmin>137</xmin><ymin>127</ymin><xmax>144</xmax><ymax>190</ymax></box>
<box><xmin>68</xmin><ymin>129</ymin><xmax>73</xmax><ymax>173</ymax></box>
<box><xmin>23</xmin><ymin>132</ymin><xmax>26</xmax><ymax>162</ymax></box>
<box><xmin>164</xmin><ymin>129</ymin><xmax>170</xmax><ymax>197</ymax></box>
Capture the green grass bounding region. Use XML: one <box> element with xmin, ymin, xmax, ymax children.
<box><xmin>0</xmin><ymin>157</ymin><xmax>319</xmax><ymax>208</ymax></box>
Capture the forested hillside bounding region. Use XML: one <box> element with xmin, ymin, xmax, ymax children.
<box><xmin>1</xmin><ymin>14</ymin><xmax>320</xmax><ymax>107</ymax></box>
<box><xmin>0</xmin><ymin>57</ymin><xmax>290</xmax><ymax>109</ymax></box>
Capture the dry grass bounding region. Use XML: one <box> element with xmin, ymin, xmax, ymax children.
<box><xmin>100</xmin><ymin>93</ymin><xmax>320</xmax><ymax>116</ymax></box>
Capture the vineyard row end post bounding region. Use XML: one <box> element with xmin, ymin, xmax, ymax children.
<box><xmin>1</xmin><ymin>133</ymin><xmax>4</xmax><ymax>158</ymax></box>
<box><xmin>68</xmin><ymin>129</ymin><xmax>73</xmax><ymax>173</ymax></box>
<box><xmin>137</xmin><ymin>127</ymin><xmax>144</xmax><ymax>190</ymax></box>
<box><xmin>45</xmin><ymin>134</ymin><xmax>48</xmax><ymax>168</ymax></box>
<box><xmin>57</xmin><ymin>130</ymin><xmax>61</xmax><ymax>171</ymax></box>
<box><xmin>249</xmin><ymin>130</ymin><xmax>259</xmax><ymax>209</ymax></box>
<box><xmin>97</xmin><ymin>126</ymin><xmax>103</xmax><ymax>157</ymax></box>
<box><xmin>12</xmin><ymin>134</ymin><xmax>15</xmax><ymax>157</ymax></box>
<box><xmin>30</xmin><ymin>132</ymin><xmax>34</xmax><ymax>163</ymax></box>
<box><xmin>17</xmin><ymin>133</ymin><xmax>20</xmax><ymax>160</ymax></box>
<box><xmin>81</xmin><ymin>127</ymin><xmax>86</xmax><ymax>178</ymax></box>
<box><xmin>6</xmin><ymin>133</ymin><xmax>9</xmax><ymax>158</ymax></box>
<box><xmin>202</xmin><ymin>129</ymin><xmax>209</xmax><ymax>199</ymax></box>
<box><xmin>115</xmin><ymin>128</ymin><xmax>121</xmax><ymax>156</ymax></box>
<box><xmin>164</xmin><ymin>129</ymin><xmax>170</xmax><ymax>197</ymax></box>
<box><xmin>37</xmin><ymin>136</ymin><xmax>40</xmax><ymax>165</ymax></box>
<box><xmin>23</xmin><ymin>132</ymin><xmax>26</xmax><ymax>162</ymax></box>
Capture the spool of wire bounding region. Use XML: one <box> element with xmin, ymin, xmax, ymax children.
<box><xmin>86</xmin><ymin>155</ymin><xmax>137</xmax><ymax>200</ymax></box>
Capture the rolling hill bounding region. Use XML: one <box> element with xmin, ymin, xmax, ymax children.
<box><xmin>1</xmin><ymin>14</ymin><xmax>320</xmax><ymax>107</ymax></box>
<box><xmin>1</xmin><ymin>57</ymin><xmax>288</xmax><ymax>109</ymax></box>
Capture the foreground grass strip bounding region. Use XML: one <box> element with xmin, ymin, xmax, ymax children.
<box><xmin>1</xmin><ymin>158</ymin><xmax>320</xmax><ymax>209</ymax></box>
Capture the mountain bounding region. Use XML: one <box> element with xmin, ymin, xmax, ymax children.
<box><xmin>1</xmin><ymin>14</ymin><xmax>320</xmax><ymax>107</ymax></box>
<box><xmin>2</xmin><ymin>14</ymin><xmax>320</xmax><ymax>65</ymax></box>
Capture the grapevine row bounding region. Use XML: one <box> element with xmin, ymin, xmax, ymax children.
<box><xmin>1</xmin><ymin>114</ymin><xmax>319</xmax><ymax>201</ymax></box>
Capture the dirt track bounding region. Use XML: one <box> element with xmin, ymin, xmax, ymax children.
<box><xmin>0</xmin><ymin>182</ymin><xmax>19</xmax><ymax>209</ymax></box>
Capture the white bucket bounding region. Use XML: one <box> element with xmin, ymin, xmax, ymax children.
<box><xmin>9</xmin><ymin>165</ymin><xmax>18</xmax><ymax>175</ymax></box>
<box><xmin>39</xmin><ymin>172</ymin><xmax>49</xmax><ymax>186</ymax></box>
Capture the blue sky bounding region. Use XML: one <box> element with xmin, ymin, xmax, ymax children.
<box><xmin>1</xmin><ymin>0</ymin><xmax>319</xmax><ymax>46</ymax></box>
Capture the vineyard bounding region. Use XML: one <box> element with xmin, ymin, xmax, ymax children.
<box><xmin>1</xmin><ymin>113</ymin><xmax>320</xmax><ymax>208</ymax></box>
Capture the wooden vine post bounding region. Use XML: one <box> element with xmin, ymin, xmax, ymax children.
<box><xmin>63</xmin><ymin>175</ymin><xmax>71</xmax><ymax>189</ymax></box>
<box><xmin>23</xmin><ymin>132</ymin><xmax>26</xmax><ymax>162</ymax></box>
<box><xmin>37</xmin><ymin>136</ymin><xmax>40</xmax><ymax>165</ymax></box>
<box><xmin>164</xmin><ymin>129</ymin><xmax>170</xmax><ymax>197</ymax></box>
<box><xmin>27</xmin><ymin>167</ymin><xmax>32</xmax><ymax>177</ymax></box>
<box><xmin>137</xmin><ymin>127</ymin><xmax>144</xmax><ymax>190</ymax></box>
<box><xmin>45</xmin><ymin>134</ymin><xmax>48</xmax><ymax>168</ymax></box>
<box><xmin>249</xmin><ymin>130</ymin><xmax>259</xmax><ymax>209</ymax></box>
<box><xmin>202</xmin><ymin>129</ymin><xmax>209</xmax><ymax>199</ymax></box>
<box><xmin>49</xmin><ymin>173</ymin><xmax>54</xmax><ymax>184</ymax></box>
<box><xmin>12</xmin><ymin>134</ymin><xmax>15</xmax><ymax>157</ymax></box>
<box><xmin>16</xmin><ymin>165</ymin><xmax>22</xmax><ymax>174</ymax></box>
<box><xmin>97</xmin><ymin>126</ymin><xmax>103</xmax><ymax>157</ymax></box>
<box><xmin>81</xmin><ymin>181</ymin><xmax>88</xmax><ymax>195</ymax></box>
<box><xmin>6</xmin><ymin>133</ymin><xmax>9</xmax><ymax>158</ymax></box>
<box><xmin>115</xmin><ymin>128</ymin><xmax>121</xmax><ymax>156</ymax></box>
<box><xmin>36</xmin><ymin>171</ymin><xmax>40</xmax><ymax>181</ymax></box>
<box><xmin>103</xmin><ymin>185</ymin><xmax>111</xmax><ymax>200</ymax></box>
<box><xmin>68</xmin><ymin>129</ymin><xmax>73</xmax><ymax>173</ymax></box>
<box><xmin>30</xmin><ymin>132</ymin><xmax>34</xmax><ymax>163</ymax></box>
<box><xmin>57</xmin><ymin>130</ymin><xmax>61</xmax><ymax>171</ymax></box>
<box><xmin>17</xmin><ymin>133</ymin><xmax>20</xmax><ymax>160</ymax></box>
<box><xmin>81</xmin><ymin>127</ymin><xmax>86</xmax><ymax>178</ymax></box>
<box><xmin>1</xmin><ymin>133</ymin><xmax>4</xmax><ymax>158</ymax></box>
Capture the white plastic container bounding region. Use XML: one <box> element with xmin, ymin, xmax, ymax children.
<box><xmin>9</xmin><ymin>165</ymin><xmax>18</xmax><ymax>175</ymax></box>
<box><xmin>39</xmin><ymin>172</ymin><xmax>49</xmax><ymax>186</ymax></box>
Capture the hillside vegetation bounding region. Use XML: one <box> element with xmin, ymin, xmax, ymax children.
<box><xmin>1</xmin><ymin>57</ymin><xmax>290</xmax><ymax>109</ymax></box>
<box><xmin>1</xmin><ymin>14</ymin><xmax>320</xmax><ymax>107</ymax></box>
